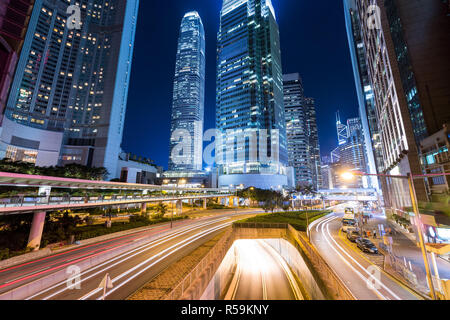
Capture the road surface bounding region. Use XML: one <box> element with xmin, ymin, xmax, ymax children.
<box><xmin>309</xmin><ymin>210</ymin><xmax>423</xmax><ymax>300</ymax></box>
<box><xmin>0</xmin><ymin>211</ymin><xmax>259</xmax><ymax>300</ymax></box>
<box><xmin>224</xmin><ymin>239</ymin><xmax>303</xmax><ymax>300</ymax></box>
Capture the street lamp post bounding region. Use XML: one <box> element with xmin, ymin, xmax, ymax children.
<box><xmin>341</xmin><ymin>170</ymin><xmax>450</xmax><ymax>300</ymax></box>
<box><xmin>305</xmin><ymin>208</ymin><xmax>310</xmax><ymax>242</ymax></box>
<box><xmin>171</xmin><ymin>201</ymin><xmax>174</xmax><ymax>229</ymax></box>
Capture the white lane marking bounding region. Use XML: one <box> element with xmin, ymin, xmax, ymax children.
<box><xmin>319</xmin><ymin>217</ymin><xmax>387</xmax><ymax>300</ymax></box>
<box><xmin>315</xmin><ymin>215</ymin><xmax>336</xmax><ymax>234</ymax></box>
<box><xmin>323</xmin><ymin>217</ymin><xmax>401</xmax><ymax>300</ymax></box>
<box><xmin>28</xmin><ymin>218</ymin><xmax>229</xmax><ymax>300</ymax></box>
<box><xmin>309</xmin><ymin>212</ymin><xmax>334</xmax><ymax>234</ymax></box>
<box><xmin>82</xmin><ymin>223</ymin><xmax>230</xmax><ymax>300</ymax></box>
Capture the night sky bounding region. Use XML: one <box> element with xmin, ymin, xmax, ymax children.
<box><xmin>122</xmin><ymin>0</ymin><xmax>360</xmax><ymax>169</ymax></box>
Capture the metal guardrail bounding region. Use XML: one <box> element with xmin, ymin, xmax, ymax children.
<box><xmin>0</xmin><ymin>193</ymin><xmax>233</xmax><ymax>213</ymax></box>
<box><xmin>232</xmin><ymin>222</ymin><xmax>289</xmax><ymax>229</ymax></box>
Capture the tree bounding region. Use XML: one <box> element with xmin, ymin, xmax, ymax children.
<box><xmin>154</xmin><ymin>203</ymin><xmax>168</xmax><ymax>219</ymax></box>
<box><xmin>0</xmin><ymin>159</ymin><xmax>108</xmax><ymax>180</ymax></box>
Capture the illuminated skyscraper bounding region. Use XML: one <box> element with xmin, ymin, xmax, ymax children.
<box><xmin>168</xmin><ymin>11</ymin><xmax>205</xmax><ymax>172</ymax></box>
<box><xmin>0</xmin><ymin>0</ymin><xmax>139</xmax><ymax>179</ymax></box>
<box><xmin>283</xmin><ymin>73</ymin><xmax>321</xmax><ymax>189</ymax></box>
<box><xmin>0</xmin><ymin>0</ymin><xmax>34</xmax><ymax>125</ymax></box>
<box><xmin>216</xmin><ymin>0</ymin><xmax>290</xmax><ymax>189</ymax></box>
<box><xmin>344</xmin><ymin>0</ymin><xmax>450</xmax><ymax>206</ymax></box>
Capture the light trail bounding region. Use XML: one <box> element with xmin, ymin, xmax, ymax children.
<box><xmin>315</xmin><ymin>215</ymin><xmax>403</xmax><ymax>300</ymax></box>
<box><xmin>85</xmin><ymin>223</ymin><xmax>231</xmax><ymax>300</ymax></box>
<box><xmin>25</xmin><ymin>218</ymin><xmax>229</xmax><ymax>300</ymax></box>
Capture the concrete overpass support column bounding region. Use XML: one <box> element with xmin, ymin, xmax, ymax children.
<box><xmin>27</xmin><ymin>211</ymin><xmax>46</xmax><ymax>251</ymax></box>
<box><xmin>176</xmin><ymin>200</ymin><xmax>183</xmax><ymax>215</ymax></box>
<box><xmin>141</xmin><ymin>203</ymin><xmax>147</xmax><ymax>215</ymax></box>
<box><xmin>203</xmin><ymin>199</ymin><xmax>207</xmax><ymax>209</ymax></box>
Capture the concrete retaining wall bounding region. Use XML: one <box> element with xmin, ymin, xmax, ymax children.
<box><xmin>200</xmin><ymin>244</ymin><xmax>237</xmax><ymax>300</ymax></box>
<box><xmin>264</xmin><ymin>238</ymin><xmax>325</xmax><ymax>300</ymax></box>
<box><xmin>168</xmin><ymin>223</ymin><xmax>353</xmax><ymax>300</ymax></box>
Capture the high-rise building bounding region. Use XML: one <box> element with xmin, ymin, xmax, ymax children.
<box><xmin>344</xmin><ymin>0</ymin><xmax>450</xmax><ymax>207</ymax></box>
<box><xmin>168</xmin><ymin>11</ymin><xmax>205</xmax><ymax>173</ymax></box>
<box><xmin>283</xmin><ymin>73</ymin><xmax>321</xmax><ymax>189</ymax></box>
<box><xmin>330</xmin><ymin>115</ymin><xmax>368</xmax><ymax>188</ymax></box>
<box><xmin>0</xmin><ymin>0</ymin><xmax>139</xmax><ymax>179</ymax></box>
<box><xmin>0</xmin><ymin>0</ymin><xmax>34</xmax><ymax>125</ymax></box>
<box><xmin>336</xmin><ymin>111</ymin><xmax>348</xmax><ymax>146</ymax></box>
<box><xmin>216</xmin><ymin>0</ymin><xmax>290</xmax><ymax>190</ymax></box>
<box><xmin>343</xmin><ymin>0</ymin><xmax>382</xmax><ymax>192</ymax></box>
<box><xmin>339</xmin><ymin>117</ymin><xmax>368</xmax><ymax>188</ymax></box>
<box><xmin>305</xmin><ymin>98</ymin><xmax>322</xmax><ymax>190</ymax></box>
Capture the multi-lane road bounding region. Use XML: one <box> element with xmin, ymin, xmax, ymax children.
<box><xmin>0</xmin><ymin>211</ymin><xmax>258</xmax><ymax>300</ymax></box>
<box><xmin>309</xmin><ymin>208</ymin><xmax>423</xmax><ymax>300</ymax></box>
<box><xmin>224</xmin><ymin>239</ymin><xmax>303</xmax><ymax>300</ymax></box>
<box><xmin>1</xmin><ymin>205</ymin><xmax>434</xmax><ymax>301</ymax></box>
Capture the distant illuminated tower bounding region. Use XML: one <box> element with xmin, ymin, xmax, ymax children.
<box><xmin>216</xmin><ymin>0</ymin><xmax>290</xmax><ymax>189</ymax></box>
<box><xmin>336</xmin><ymin>111</ymin><xmax>348</xmax><ymax>146</ymax></box>
<box><xmin>168</xmin><ymin>11</ymin><xmax>205</xmax><ymax>172</ymax></box>
<box><xmin>283</xmin><ymin>73</ymin><xmax>321</xmax><ymax>189</ymax></box>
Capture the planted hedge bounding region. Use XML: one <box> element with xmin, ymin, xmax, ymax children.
<box><xmin>234</xmin><ymin>210</ymin><xmax>331</xmax><ymax>231</ymax></box>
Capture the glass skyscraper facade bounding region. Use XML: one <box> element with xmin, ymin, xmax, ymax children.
<box><xmin>0</xmin><ymin>0</ymin><xmax>34</xmax><ymax>125</ymax></box>
<box><xmin>216</xmin><ymin>0</ymin><xmax>290</xmax><ymax>189</ymax></box>
<box><xmin>0</xmin><ymin>0</ymin><xmax>139</xmax><ymax>179</ymax></box>
<box><xmin>168</xmin><ymin>11</ymin><xmax>205</xmax><ymax>172</ymax></box>
<box><xmin>342</xmin><ymin>0</ymin><xmax>450</xmax><ymax>206</ymax></box>
<box><xmin>283</xmin><ymin>73</ymin><xmax>321</xmax><ymax>190</ymax></box>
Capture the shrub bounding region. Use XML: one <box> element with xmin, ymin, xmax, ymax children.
<box><xmin>0</xmin><ymin>248</ymin><xmax>9</xmax><ymax>260</ymax></box>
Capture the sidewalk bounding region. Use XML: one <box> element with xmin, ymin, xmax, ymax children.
<box><xmin>362</xmin><ymin>214</ymin><xmax>450</xmax><ymax>281</ymax></box>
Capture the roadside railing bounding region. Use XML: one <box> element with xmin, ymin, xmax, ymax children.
<box><xmin>0</xmin><ymin>193</ymin><xmax>232</xmax><ymax>211</ymax></box>
<box><xmin>232</xmin><ymin>222</ymin><xmax>289</xmax><ymax>229</ymax></box>
<box><xmin>379</xmin><ymin>244</ymin><xmax>430</xmax><ymax>298</ymax></box>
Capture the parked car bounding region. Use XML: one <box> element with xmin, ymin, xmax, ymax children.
<box><xmin>347</xmin><ymin>230</ymin><xmax>361</xmax><ymax>242</ymax></box>
<box><xmin>356</xmin><ymin>238</ymin><xmax>378</xmax><ymax>254</ymax></box>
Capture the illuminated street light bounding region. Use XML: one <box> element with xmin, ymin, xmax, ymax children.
<box><xmin>341</xmin><ymin>171</ymin><xmax>355</xmax><ymax>181</ymax></box>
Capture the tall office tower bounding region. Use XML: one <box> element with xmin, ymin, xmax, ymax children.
<box><xmin>0</xmin><ymin>0</ymin><xmax>34</xmax><ymax>125</ymax></box>
<box><xmin>216</xmin><ymin>0</ymin><xmax>290</xmax><ymax>190</ymax></box>
<box><xmin>344</xmin><ymin>0</ymin><xmax>450</xmax><ymax>207</ymax></box>
<box><xmin>168</xmin><ymin>11</ymin><xmax>205</xmax><ymax>173</ymax></box>
<box><xmin>336</xmin><ymin>111</ymin><xmax>348</xmax><ymax>146</ymax></box>
<box><xmin>0</xmin><ymin>0</ymin><xmax>139</xmax><ymax>179</ymax></box>
<box><xmin>283</xmin><ymin>73</ymin><xmax>321</xmax><ymax>189</ymax></box>
<box><xmin>339</xmin><ymin>118</ymin><xmax>368</xmax><ymax>188</ymax></box>
<box><xmin>343</xmin><ymin>0</ymin><xmax>382</xmax><ymax>192</ymax></box>
<box><xmin>305</xmin><ymin>98</ymin><xmax>322</xmax><ymax>190</ymax></box>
